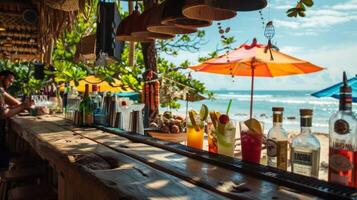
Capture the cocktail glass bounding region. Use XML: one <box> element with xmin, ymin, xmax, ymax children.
<box><xmin>239</xmin><ymin>121</ymin><xmax>263</xmax><ymax>164</ymax></box>
<box><xmin>216</xmin><ymin>122</ymin><xmax>236</xmax><ymax>157</ymax></box>
<box><xmin>186</xmin><ymin>123</ymin><xmax>204</xmax><ymax>149</ymax></box>
<box><xmin>206</xmin><ymin>121</ymin><xmax>217</xmax><ymax>153</ymax></box>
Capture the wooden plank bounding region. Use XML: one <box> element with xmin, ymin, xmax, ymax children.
<box><xmin>9</xmin><ymin>116</ymin><xmax>228</xmax><ymax>200</ymax></box>
<box><xmin>46</xmin><ymin>115</ymin><xmax>320</xmax><ymax>200</ymax></box>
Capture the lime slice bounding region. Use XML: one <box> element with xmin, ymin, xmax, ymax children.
<box><xmin>189</xmin><ymin>110</ymin><xmax>200</xmax><ymax>131</ymax></box>
<box><xmin>216</xmin><ymin>131</ymin><xmax>233</xmax><ymax>148</ymax></box>
<box><xmin>200</xmin><ymin>104</ymin><xmax>209</xmax><ymax>121</ymax></box>
<box><xmin>244</xmin><ymin>118</ymin><xmax>263</xmax><ymax>134</ymax></box>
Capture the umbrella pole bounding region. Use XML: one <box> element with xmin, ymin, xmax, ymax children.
<box><xmin>250</xmin><ymin>67</ymin><xmax>255</xmax><ymax>119</ymax></box>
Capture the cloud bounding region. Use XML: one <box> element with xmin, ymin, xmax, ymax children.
<box><xmin>274</xmin><ymin>0</ymin><xmax>357</xmax><ymax>34</ymax></box>
<box><xmin>188</xmin><ymin>43</ymin><xmax>357</xmax><ymax>90</ymax></box>
<box><xmin>331</xmin><ymin>0</ymin><xmax>357</xmax><ymax>10</ymax></box>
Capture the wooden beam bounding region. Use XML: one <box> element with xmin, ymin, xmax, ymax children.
<box><xmin>128</xmin><ymin>0</ymin><xmax>135</xmax><ymax>66</ymax></box>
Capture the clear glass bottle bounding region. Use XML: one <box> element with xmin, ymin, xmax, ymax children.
<box><xmin>291</xmin><ymin>109</ymin><xmax>320</xmax><ymax>178</ymax></box>
<box><xmin>79</xmin><ymin>84</ymin><xmax>94</xmax><ymax>127</ymax></box>
<box><xmin>328</xmin><ymin>72</ymin><xmax>357</xmax><ymax>188</ymax></box>
<box><xmin>267</xmin><ymin>107</ymin><xmax>288</xmax><ymax>170</ymax></box>
<box><xmin>91</xmin><ymin>84</ymin><xmax>103</xmax><ymax>124</ymax></box>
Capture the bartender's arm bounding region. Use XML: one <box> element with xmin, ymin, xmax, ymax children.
<box><xmin>0</xmin><ymin>99</ymin><xmax>31</xmax><ymax>119</ymax></box>
<box><xmin>3</xmin><ymin>92</ymin><xmax>21</xmax><ymax>107</ymax></box>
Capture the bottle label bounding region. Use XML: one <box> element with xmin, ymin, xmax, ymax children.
<box><xmin>329</xmin><ymin>154</ymin><xmax>353</xmax><ymax>172</ymax></box>
<box><xmin>267</xmin><ymin>139</ymin><xmax>277</xmax><ymax>157</ymax></box>
<box><xmin>267</xmin><ymin>139</ymin><xmax>288</xmax><ymax>170</ymax></box>
<box><xmin>292</xmin><ymin>151</ymin><xmax>314</xmax><ymax>177</ymax></box>
<box><xmin>334</xmin><ymin>119</ymin><xmax>350</xmax><ymax>135</ymax></box>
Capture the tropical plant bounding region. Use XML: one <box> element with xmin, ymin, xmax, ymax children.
<box><xmin>0</xmin><ymin>61</ymin><xmax>45</xmax><ymax>96</ymax></box>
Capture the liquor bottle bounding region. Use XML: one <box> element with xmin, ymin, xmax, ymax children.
<box><xmin>328</xmin><ymin>72</ymin><xmax>357</xmax><ymax>187</ymax></box>
<box><xmin>91</xmin><ymin>85</ymin><xmax>103</xmax><ymax>124</ymax></box>
<box><xmin>291</xmin><ymin>109</ymin><xmax>320</xmax><ymax>178</ymax></box>
<box><xmin>79</xmin><ymin>84</ymin><xmax>94</xmax><ymax>126</ymax></box>
<box><xmin>63</xmin><ymin>83</ymin><xmax>69</xmax><ymax>115</ymax></box>
<box><xmin>267</xmin><ymin>107</ymin><xmax>288</xmax><ymax>170</ymax></box>
<box><xmin>91</xmin><ymin>84</ymin><xmax>102</xmax><ymax>114</ymax></box>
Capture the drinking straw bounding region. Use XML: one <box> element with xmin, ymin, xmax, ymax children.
<box><xmin>226</xmin><ymin>99</ymin><xmax>232</xmax><ymax>115</ymax></box>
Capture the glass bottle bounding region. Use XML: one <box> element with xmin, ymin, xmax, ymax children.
<box><xmin>91</xmin><ymin>84</ymin><xmax>102</xmax><ymax>114</ymax></box>
<box><xmin>328</xmin><ymin>72</ymin><xmax>357</xmax><ymax>188</ymax></box>
<box><xmin>267</xmin><ymin>107</ymin><xmax>288</xmax><ymax>170</ymax></box>
<box><xmin>79</xmin><ymin>84</ymin><xmax>94</xmax><ymax>127</ymax></box>
<box><xmin>291</xmin><ymin>109</ymin><xmax>320</xmax><ymax>178</ymax></box>
<box><xmin>91</xmin><ymin>85</ymin><xmax>103</xmax><ymax>124</ymax></box>
<box><xmin>63</xmin><ymin>83</ymin><xmax>69</xmax><ymax>117</ymax></box>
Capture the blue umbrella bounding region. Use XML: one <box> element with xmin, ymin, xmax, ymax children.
<box><xmin>311</xmin><ymin>74</ymin><xmax>357</xmax><ymax>102</ymax></box>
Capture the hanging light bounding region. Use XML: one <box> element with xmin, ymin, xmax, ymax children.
<box><xmin>182</xmin><ymin>0</ymin><xmax>267</xmax><ymax>21</ymax></box>
<box><xmin>147</xmin><ymin>3</ymin><xmax>197</xmax><ymax>35</ymax></box>
<box><xmin>161</xmin><ymin>0</ymin><xmax>211</xmax><ymax>29</ymax></box>
<box><xmin>131</xmin><ymin>5</ymin><xmax>175</xmax><ymax>40</ymax></box>
<box><xmin>116</xmin><ymin>7</ymin><xmax>153</xmax><ymax>42</ymax></box>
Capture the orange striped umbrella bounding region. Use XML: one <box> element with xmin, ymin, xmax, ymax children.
<box><xmin>190</xmin><ymin>38</ymin><xmax>324</xmax><ymax>118</ymax></box>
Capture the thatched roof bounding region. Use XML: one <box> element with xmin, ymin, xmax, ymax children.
<box><xmin>0</xmin><ymin>0</ymin><xmax>87</xmax><ymax>63</ymax></box>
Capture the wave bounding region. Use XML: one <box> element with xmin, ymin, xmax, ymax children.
<box><xmin>215</xmin><ymin>94</ymin><xmax>338</xmax><ymax>106</ymax></box>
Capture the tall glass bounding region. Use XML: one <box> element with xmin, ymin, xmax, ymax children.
<box><xmin>215</xmin><ymin>122</ymin><xmax>236</xmax><ymax>157</ymax></box>
<box><xmin>240</xmin><ymin>121</ymin><xmax>263</xmax><ymax>164</ymax></box>
<box><xmin>206</xmin><ymin>121</ymin><xmax>217</xmax><ymax>153</ymax></box>
<box><xmin>186</xmin><ymin>124</ymin><xmax>204</xmax><ymax>149</ymax></box>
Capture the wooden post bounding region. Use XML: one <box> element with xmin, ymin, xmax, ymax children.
<box><xmin>128</xmin><ymin>1</ymin><xmax>135</xmax><ymax>66</ymax></box>
<box><xmin>142</xmin><ymin>0</ymin><xmax>158</xmax><ymax>127</ymax></box>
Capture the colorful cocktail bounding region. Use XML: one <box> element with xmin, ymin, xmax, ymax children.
<box><xmin>216</xmin><ymin>121</ymin><xmax>236</xmax><ymax>157</ymax></box>
<box><xmin>207</xmin><ymin>121</ymin><xmax>218</xmax><ymax>153</ymax></box>
<box><xmin>239</xmin><ymin>119</ymin><xmax>263</xmax><ymax>164</ymax></box>
<box><xmin>186</xmin><ymin>124</ymin><xmax>204</xmax><ymax>149</ymax></box>
<box><xmin>187</xmin><ymin>105</ymin><xmax>208</xmax><ymax>150</ymax></box>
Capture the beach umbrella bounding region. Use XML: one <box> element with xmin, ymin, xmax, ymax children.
<box><xmin>311</xmin><ymin>73</ymin><xmax>357</xmax><ymax>102</ymax></box>
<box><xmin>61</xmin><ymin>75</ymin><xmax>132</xmax><ymax>93</ymax></box>
<box><xmin>189</xmin><ymin>38</ymin><xmax>324</xmax><ymax>118</ymax></box>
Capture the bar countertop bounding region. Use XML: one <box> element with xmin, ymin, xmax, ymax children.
<box><xmin>7</xmin><ymin>115</ymin><xmax>357</xmax><ymax>200</ymax></box>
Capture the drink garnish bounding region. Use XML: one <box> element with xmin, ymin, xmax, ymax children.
<box><xmin>226</xmin><ymin>99</ymin><xmax>232</xmax><ymax>115</ymax></box>
<box><xmin>200</xmin><ymin>104</ymin><xmax>209</xmax><ymax>121</ymax></box>
<box><xmin>219</xmin><ymin>114</ymin><xmax>230</xmax><ymax>124</ymax></box>
<box><xmin>210</xmin><ymin>111</ymin><xmax>218</xmax><ymax>129</ymax></box>
<box><xmin>244</xmin><ymin>118</ymin><xmax>262</xmax><ymax>135</ymax></box>
<box><xmin>189</xmin><ymin>110</ymin><xmax>200</xmax><ymax>131</ymax></box>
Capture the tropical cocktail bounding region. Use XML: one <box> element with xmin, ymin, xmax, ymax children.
<box><xmin>186</xmin><ymin>123</ymin><xmax>204</xmax><ymax>149</ymax></box>
<box><xmin>210</xmin><ymin>112</ymin><xmax>236</xmax><ymax>157</ymax></box>
<box><xmin>187</xmin><ymin>105</ymin><xmax>208</xmax><ymax>150</ymax></box>
<box><xmin>240</xmin><ymin>119</ymin><xmax>263</xmax><ymax>164</ymax></box>
<box><xmin>206</xmin><ymin>121</ymin><xmax>217</xmax><ymax>153</ymax></box>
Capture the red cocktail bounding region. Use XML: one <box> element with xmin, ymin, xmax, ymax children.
<box><xmin>240</xmin><ymin>120</ymin><xmax>263</xmax><ymax>164</ymax></box>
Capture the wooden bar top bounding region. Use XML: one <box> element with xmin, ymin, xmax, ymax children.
<box><xmin>8</xmin><ymin>115</ymin><xmax>332</xmax><ymax>200</ymax></box>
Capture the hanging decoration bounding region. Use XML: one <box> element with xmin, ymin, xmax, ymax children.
<box><xmin>217</xmin><ymin>22</ymin><xmax>234</xmax><ymax>80</ymax></box>
<box><xmin>264</xmin><ymin>21</ymin><xmax>275</xmax><ymax>60</ymax></box>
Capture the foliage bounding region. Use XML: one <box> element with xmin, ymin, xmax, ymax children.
<box><xmin>287</xmin><ymin>0</ymin><xmax>314</xmax><ymax>17</ymax></box>
<box><xmin>0</xmin><ymin>61</ymin><xmax>45</xmax><ymax>96</ymax></box>
<box><xmin>50</xmin><ymin>0</ymin><xmax>98</xmax><ymax>85</ymax></box>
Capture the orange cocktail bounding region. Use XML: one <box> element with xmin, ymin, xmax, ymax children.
<box><xmin>187</xmin><ymin>125</ymin><xmax>204</xmax><ymax>149</ymax></box>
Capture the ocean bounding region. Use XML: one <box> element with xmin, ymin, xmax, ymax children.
<box><xmin>175</xmin><ymin>90</ymin><xmax>345</xmax><ymax>134</ymax></box>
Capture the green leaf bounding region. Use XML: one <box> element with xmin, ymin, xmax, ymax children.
<box><xmin>287</xmin><ymin>10</ymin><xmax>298</xmax><ymax>17</ymax></box>
<box><xmin>298</xmin><ymin>11</ymin><xmax>306</xmax><ymax>17</ymax></box>
<box><xmin>303</xmin><ymin>0</ymin><xmax>314</xmax><ymax>7</ymax></box>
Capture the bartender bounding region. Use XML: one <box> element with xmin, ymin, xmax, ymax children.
<box><xmin>0</xmin><ymin>70</ymin><xmax>32</xmax><ymax>168</ymax></box>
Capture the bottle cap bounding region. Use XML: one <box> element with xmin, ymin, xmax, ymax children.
<box><xmin>341</xmin><ymin>71</ymin><xmax>352</xmax><ymax>93</ymax></box>
<box><xmin>300</xmin><ymin>109</ymin><xmax>313</xmax><ymax>116</ymax></box>
<box><xmin>272</xmin><ymin>107</ymin><xmax>284</xmax><ymax>112</ymax></box>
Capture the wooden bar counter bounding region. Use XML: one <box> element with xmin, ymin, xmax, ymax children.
<box><xmin>6</xmin><ymin>115</ymin><xmax>356</xmax><ymax>200</ymax></box>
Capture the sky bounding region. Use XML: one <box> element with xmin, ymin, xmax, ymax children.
<box><xmin>161</xmin><ymin>0</ymin><xmax>357</xmax><ymax>91</ymax></box>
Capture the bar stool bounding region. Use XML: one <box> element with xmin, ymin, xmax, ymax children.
<box><xmin>0</xmin><ymin>166</ymin><xmax>45</xmax><ymax>200</ymax></box>
<box><xmin>8</xmin><ymin>184</ymin><xmax>57</xmax><ymax>200</ymax></box>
